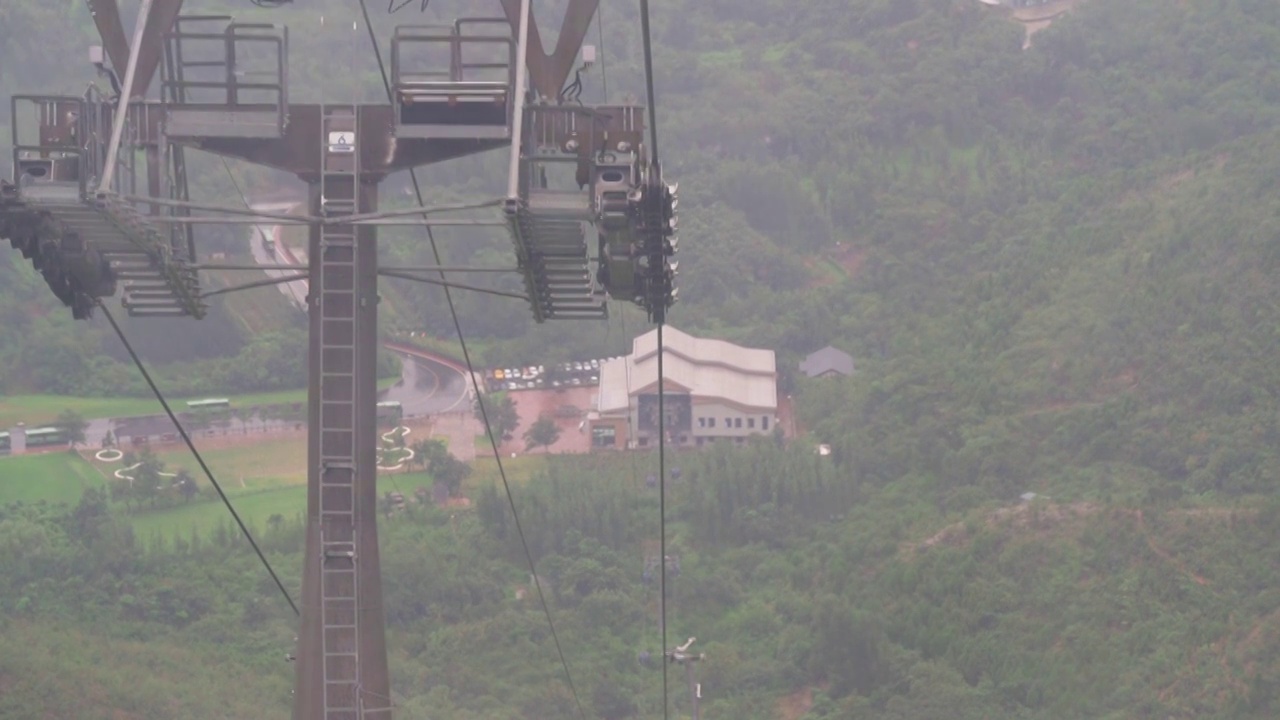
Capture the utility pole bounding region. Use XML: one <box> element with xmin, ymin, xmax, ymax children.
<box><xmin>667</xmin><ymin>637</ymin><xmax>706</xmax><ymax>720</ymax></box>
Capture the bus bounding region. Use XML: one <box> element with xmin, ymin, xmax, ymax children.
<box><xmin>24</xmin><ymin>427</ymin><xmax>67</xmax><ymax>448</ymax></box>
<box><xmin>187</xmin><ymin>398</ymin><xmax>231</xmax><ymax>411</ymax></box>
<box><xmin>376</xmin><ymin>400</ymin><xmax>403</xmax><ymax>427</ymax></box>
<box><xmin>0</xmin><ymin>427</ymin><xmax>75</xmax><ymax>454</ymax></box>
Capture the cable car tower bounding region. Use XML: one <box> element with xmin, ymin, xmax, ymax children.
<box><xmin>0</xmin><ymin>0</ymin><xmax>678</xmax><ymax>718</ymax></box>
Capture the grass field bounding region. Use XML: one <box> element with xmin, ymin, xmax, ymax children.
<box><xmin>0</xmin><ymin>451</ymin><xmax>107</xmax><ymax>505</ymax></box>
<box><xmin>0</xmin><ymin>378</ymin><xmax>398</xmax><ymax>428</ymax></box>
<box><xmin>133</xmin><ymin>434</ymin><xmax>309</xmax><ymax>490</ymax></box>
<box><xmin>2</xmin><ymin>429</ymin><xmax>474</xmax><ymax>544</ymax></box>
<box><xmin>131</xmin><ymin>484</ymin><xmax>309</xmax><ymax>543</ymax></box>
<box><xmin>131</xmin><ymin>470</ymin><xmax>433</xmax><ymax>545</ymax></box>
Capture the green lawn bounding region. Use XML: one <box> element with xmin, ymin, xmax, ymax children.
<box><xmin>0</xmin><ymin>430</ymin><xmax>450</xmax><ymax>544</ymax></box>
<box><xmin>1</xmin><ymin>443</ymin><xmax>448</xmax><ymax>544</ymax></box>
<box><xmin>0</xmin><ymin>378</ymin><xmax>398</xmax><ymax>428</ymax></box>
<box><xmin>139</xmin><ymin>435</ymin><xmax>309</xmax><ymax>490</ymax></box>
<box><xmin>0</xmin><ymin>452</ymin><xmax>107</xmax><ymax>506</ymax></box>
<box><xmin>131</xmin><ymin>484</ymin><xmax>308</xmax><ymax>543</ymax></box>
<box><xmin>131</xmin><ymin>470</ymin><xmax>433</xmax><ymax>545</ymax></box>
<box><xmin>103</xmin><ymin>430</ymin><xmax>420</xmax><ymax>491</ymax></box>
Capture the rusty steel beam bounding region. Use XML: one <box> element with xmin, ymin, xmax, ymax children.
<box><xmin>499</xmin><ymin>0</ymin><xmax>600</xmax><ymax>100</ymax></box>
<box><xmin>84</xmin><ymin>0</ymin><xmax>187</xmax><ymax>98</ymax></box>
<box><xmin>182</xmin><ymin>105</ymin><xmax>508</xmax><ymax>179</ymax></box>
<box><xmin>84</xmin><ymin>100</ymin><xmax>507</xmax><ymax>177</ymax></box>
<box><xmin>86</xmin><ymin>0</ymin><xmax>132</xmax><ymax>76</ymax></box>
<box><xmin>135</xmin><ymin>0</ymin><xmax>188</xmax><ymax>97</ymax></box>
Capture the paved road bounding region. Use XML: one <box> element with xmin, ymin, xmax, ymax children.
<box><xmin>248</xmin><ymin>201</ymin><xmax>308</xmax><ymax>309</ymax></box>
<box><xmin>380</xmin><ymin>350</ymin><xmax>471</xmax><ymax>417</ymax></box>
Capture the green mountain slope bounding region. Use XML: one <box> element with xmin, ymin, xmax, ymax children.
<box><xmin>0</xmin><ymin>620</ymin><xmax>291</xmax><ymax>720</ymax></box>
<box><xmin>6</xmin><ymin>0</ymin><xmax>1280</xmax><ymax>717</ymax></box>
<box><xmin>4</xmin><ymin>452</ymin><xmax>1280</xmax><ymax>719</ymax></box>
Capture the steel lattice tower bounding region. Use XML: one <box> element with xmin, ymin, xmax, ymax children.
<box><xmin>0</xmin><ymin>1</ymin><xmax>677</xmax><ymax>716</ymax></box>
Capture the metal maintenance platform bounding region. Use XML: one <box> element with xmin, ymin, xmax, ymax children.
<box><xmin>4</xmin><ymin>94</ymin><xmax>204</xmax><ymax>318</ymax></box>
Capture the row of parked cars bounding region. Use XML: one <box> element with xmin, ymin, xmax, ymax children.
<box><xmin>488</xmin><ymin>358</ymin><xmax>612</xmax><ymax>392</ymax></box>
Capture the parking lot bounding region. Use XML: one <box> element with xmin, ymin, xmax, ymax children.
<box><xmin>485</xmin><ymin>357</ymin><xmax>613</xmax><ymax>393</ymax></box>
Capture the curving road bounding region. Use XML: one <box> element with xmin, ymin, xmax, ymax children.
<box><xmin>248</xmin><ymin>201</ymin><xmax>309</xmax><ymax>309</ymax></box>
<box><xmin>244</xmin><ymin>204</ymin><xmax>471</xmax><ymax>416</ymax></box>
<box><xmin>242</xmin><ymin>204</ymin><xmax>471</xmax><ymax>417</ymax></box>
<box><xmin>379</xmin><ymin>348</ymin><xmax>471</xmax><ymax>417</ymax></box>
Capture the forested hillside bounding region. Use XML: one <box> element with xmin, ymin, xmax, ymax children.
<box><xmin>6</xmin><ymin>0</ymin><xmax>1280</xmax><ymax>717</ymax></box>
<box><xmin>5</xmin><ymin>448</ymin><xmax>1280</xmax><ymax>718</ymax></box>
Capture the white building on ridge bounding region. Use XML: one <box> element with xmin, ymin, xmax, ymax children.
<box><xmin>590</xmin><ymin>326</ymin><xmax>778</xmax><ymax>449</ymax></box>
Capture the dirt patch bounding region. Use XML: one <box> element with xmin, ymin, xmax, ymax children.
<box><xmin>1159</xmin><ymin>168</ymin><xmax>1197</xmax><ymax>191</ymax></box>
<box><xmin>904</xmin><ymin>501</ymin><xmax>1100</xmax><ymax>556</ymax></box>
<box><xmin>776</xmin><ymin>394</ymin><xmax>800</xmax><ymax>439</ymax></box>
<box><xmin>424</xmin><ymin>411</ymin><xmax>481</xmax><ymax>462</ymax></box>
<box><xmin>905</xmin><ymin>502</ymin><xmax>1242</xmax><ymax>590</ymax></box>
<box><xmin>832</xmin><ymin>243</ymin><xmax>867</xmax><ymax>278</ymax></box>
<box><xmin>803</xmin><ymin>258</ymin><xmax>842</xmax><ymax>289</ymax></box>
<box><xmin>803</xmin><ymin>244</ymin><xmax>866</xmax><ymax>289</ymax></box>
<box><xmin>1237</xmin><ymin>606</ymin><xmax>1280</xmax><ymax>677</ymax></box>
<box><xmin>776</xmin><ymin>686</ymin><xmax>815</xmax><ymax>720</ymax></box>
<box><xmin>499</xmin><ymin>386</ymin><xmax>598</xmax><ymax>456</ymax></box>
<box><xmin>1136</xmin><ymin>509</ymin><xmax>1210</xmax><ymax>586</ymax></box>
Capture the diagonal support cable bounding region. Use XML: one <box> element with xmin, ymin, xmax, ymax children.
<box><xmin>378</xmin><ymin>269</ymin><xmax>532</xmax><ymax>301</ymax></box>
<box><xmin>657</xmin><ymin>322</ymin><xmax>670</xmax><ymax>720</ymax></box>
<box><xmin>99</xmin><ymin>0</ymin><xmax>154</xmax><ymax>193</ymax></box>
<box><xmin>200</xmin><ymin>272</ymin><xmax>309</xmax><ymax>299</ymax></box>
<box><xmin>357</xmin><ymin>3</ymin><xmax>588</xmax><ymax>719</ymax></box>
<box><xmin>637</xmin><ymin>1</ymin><xmax>671</xmax><ymax>716</ymax></box>
<box><xmin>98</xmin><ymin>300</ymin><xmax>299</xmax><ymax>616</ymax></box>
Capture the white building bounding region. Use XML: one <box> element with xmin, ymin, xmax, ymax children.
<box><xmin>590</xmin><ymin>326</ymin><xmax>778</xmax><ymax>449</ymax></box>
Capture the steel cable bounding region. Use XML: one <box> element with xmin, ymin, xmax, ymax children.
<box><xmin>98</xmin><ymin>300</ymin><xmax>299</xmax><ymax>616</ymax></box>
<box><xmin>356</xmin><ymin>4</ymin><xmax>589</xmax><ymax>719</ymax></box>
<box><xmin>636</xmin><ymin>1</ymin><xmax>671</xmax><ymax>716</ymax></box>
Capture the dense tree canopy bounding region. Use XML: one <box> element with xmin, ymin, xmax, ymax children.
<box><xmin>6</xmin><ymin>0</ymin><xmax>1280</xmax><ymax>716</ymax></box>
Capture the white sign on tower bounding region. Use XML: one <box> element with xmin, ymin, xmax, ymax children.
<box><xmin>327</xmin><ymin>131</ymin><xmax>355</xmax><ymax>153</ymax></box>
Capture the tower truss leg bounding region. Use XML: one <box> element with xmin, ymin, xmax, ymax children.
<box><xmin>294</xmin><ymin>105</ymin><xmax>392</xmax><ymax>720</ymax></box>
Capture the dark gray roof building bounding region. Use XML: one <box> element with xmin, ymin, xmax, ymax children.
<box><xmin>799</xmin><ymin>346</ymin><xmax>854</xmax><ymax>378</ymax></box>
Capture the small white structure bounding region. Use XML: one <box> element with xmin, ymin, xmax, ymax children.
<box><xmin>9</xmin><ymin>423</ymin><xmax>26</xmax><ymax>456</ymax></box>
<box><xmin>799</xmin><ymin>346</ymin><xmax>855</xmax><ymax>379</ymax></box>
<box><xmin>592</xmin><ymin>326</ymin><xmax>777</xmax><ymax>449</ymax></box>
